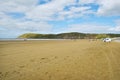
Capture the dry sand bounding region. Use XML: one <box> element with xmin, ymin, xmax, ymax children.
<box><xmin>0</xmin><ymin>40</ymin><xmax>120</xmax><ymax>80</ymax></box>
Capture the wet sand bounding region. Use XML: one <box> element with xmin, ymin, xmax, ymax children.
<box><xmin>0</xmin><ymin>40</ymin><xmax>120</xmax><ymax>80</ymax></box>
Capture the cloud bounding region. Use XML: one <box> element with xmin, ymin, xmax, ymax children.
<box><xmin>0</xmin><ymin>17</ymin><xmax>53</xmax><ymax>38</ymax></box>
<box><xmin>109</xmin><ymin>26</ymin><xmax>120</xmax><ymax>32</ymax></box>
<box><xmin>78</xmin><ymin>0</ymin><xmax>96</xmax><ymax>4</ymax></box>
<box><xmin>0</xmin><ymin>17</ymin><xmax>52</xmax><ymax>32</ymax></box>
<box><xmin>0</xmin><ymin>0</ymin><xmax>38</xmax><ymax>13</ymax></box>
<box><xmin>1</xmin><ymin>0</ymin><xmax>120</xmax><ymax>20</ymax></box>
<box><xmin>65</xmin><ymin>23</ymin><xmax>113</xmax><ymax>33</ymax></box>
<box><xmin>0</xmin><ymin>0</ymin><xmax>94</xmax><ymax>21</ymax></box>
<box><xmin>0</xmin><ymin>0</ymin><xmax>98</xmax><ymax>21</ymax></box>
<box><xmin>58</xmin><ymin>6</ymin><xmax>92</xmax><ymax>19</ymax></box>
<box><xmin>0</xmin><ymin>0</ymin><xmax>120</xmax><ymax>38</ymax></box>
<box><xmin>78</xmin><ymin>0</ymin><xmax>120</xmax><ymax>16</ymax></box>
<box><xmin>96</xmin><ymin>0</ymin><xmax>120</xmax><ymax>16</ymax></box>
<box><xmin>0</xmin><ymin>0</ymin><xmax>53</xmax><ymax>38</ymax></box>
<box><xmin>16</xmin><ymin>21</ymin><xmax>52</xmax><ymax>32</ymax></box>
<box><xmin>26</xmin><ymin>0</ymin><xmax>76</xmax><ymax>20</ymax></box>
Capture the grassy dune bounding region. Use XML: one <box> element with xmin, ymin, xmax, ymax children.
<box><xmin>0</xmin><ymin>40</ymin><xmax>120</xmax><ymax>80</ymax></box>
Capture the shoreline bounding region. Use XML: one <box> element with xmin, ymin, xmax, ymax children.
<box><xmin>0</xmin><ymin>38</ymin><xmax>68</xmax><ymax>41</ymax></box>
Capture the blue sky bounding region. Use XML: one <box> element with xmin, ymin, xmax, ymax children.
<box><xmin>0</xmin><ymin>0</ymin><xmax>120</xmax><ymax>38</ymax></box>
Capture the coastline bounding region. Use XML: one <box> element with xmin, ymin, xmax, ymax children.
<box><xmin>0</xmin><ymin>38</ymin><xmax>67</xmax><ymax>41</ymax></box>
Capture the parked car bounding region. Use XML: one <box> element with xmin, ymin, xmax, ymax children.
<box><xmin>103</xmin><ymin>38</ymin><xmax>112</xmax><ymax>42</ymax></box>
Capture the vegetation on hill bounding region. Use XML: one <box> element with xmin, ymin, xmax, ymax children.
<box><xmin>18</xmin><ymin>32</ymin><xmax>120</xmax><ymax>39</ymax></box>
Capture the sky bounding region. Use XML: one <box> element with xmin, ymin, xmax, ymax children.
<box><xmin>0</xmin><ymin>0</ymin><xmax>120</xmax><ymax>38</ymax></box>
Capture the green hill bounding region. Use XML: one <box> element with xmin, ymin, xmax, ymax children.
<box><xmin>18</xmin><ymin>32</ymin><xmax>120</xmax><ymax>39</ymax></box>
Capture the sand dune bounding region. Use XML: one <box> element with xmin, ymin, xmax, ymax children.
<box><xmin>0</xmin><ymin>40</ymin><xmax>120</xmax><ymax>80</ymax></box>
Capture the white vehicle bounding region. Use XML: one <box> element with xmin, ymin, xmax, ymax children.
<box><xmin>103</xmin><ymin>38</ymin><xmax>112</xmax><ymax>42</ymax></box>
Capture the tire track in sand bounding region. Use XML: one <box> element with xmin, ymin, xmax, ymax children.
<box><xmin>100</xmin><ymin>44</ymin><xmax>120</xmax><ymax>80</ymax></box>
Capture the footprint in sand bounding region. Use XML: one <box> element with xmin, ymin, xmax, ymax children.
<box><xmin>54</xmin><ymin>56</ymin><xmax>58</xmax><ymax>59</ymax></box>
<box><xmin>45</xmin><ymin>72</ymin><xmax>49</xmax><ymax>75</ymax></box>
<box><xmin>63</xmin><ymin>56</ymin><xmax>69</xmax><ymax>60</ymax></box>
<box><xmin>19</xmin><ymin>65</ymin><xmax>25</xmax><ymax>68</ymax></box>
<box><xmin>4</xmin><ymin>71</ymin><xmax>9</xmax><ymax>77</ymax></box>
<box><xmin>0</xmin><ymin>71</ymin><xmax>9</xmax><ymax>79</ymax></box>
<box><xmin>0</xmin><ymin>72</ymin><xmax>3</xmax><ymax>79</ymax></box>
<box><xmin>40</xmin><ymin>57</ymin><xmax>49</xmax><ymax>63</ymax></box>
<box><xmin>12</xmin><ymin>70</ymin><xmax>21</xmax><ymax>74</ymax></box>
<box><xmin>30</xmin><ymin>59</ymin><xmax>35</xmax><ymax>62</ymax></box>
<box><xmin>41</xmin><ymin>57</ymin><xmax>48</xmax><ymax>60</ymax></box>
<box><xmin>48</xmin><ymin>75</ymin><xmax>52</xmax><ymax>80</ymax></box>
<box><xmin>40</xmin><ymin>56</ymin><xmax>59</xmax><ymax>63</ymax></box>
<box><xmin>44</xmin><ymin>72</ymin><xmax>52</xmax><ymax>80</ymax></box>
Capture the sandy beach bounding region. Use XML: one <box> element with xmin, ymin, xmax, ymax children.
<box><xmin>0</xmin><ymin>40</ymin><xmax>120</xmax><ymax>80</ymax></box>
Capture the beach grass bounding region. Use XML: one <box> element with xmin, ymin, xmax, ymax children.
<box><xmin>0</xmin><ymin>40</ymin><xmax>120</xmax><ymax>80</ymax></box>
